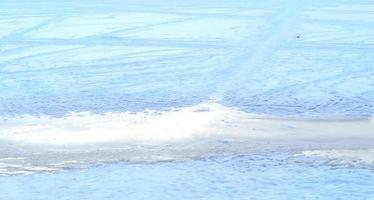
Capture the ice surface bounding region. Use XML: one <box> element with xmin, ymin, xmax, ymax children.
<box><xmin>1</xmin><ymin>154</ymin><xmax>374</xmax><ymax>200</ymax></box>
<box><xmin>300</xmin><ymin>149</ymin><xmax>374</xmax><ymax>168</ymax></box>
<box><xmin>0</xmin><ymin>0</ymin><xmax>372</xmax><ymax>117</ymax></box>
<box><xmin>0</xmin><ymin>1</ymin><xmax>373</xmax><ymax>197</ymax></box>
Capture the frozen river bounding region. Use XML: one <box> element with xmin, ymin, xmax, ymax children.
<box><xmin>0</xmin><ymin>0</ymin><xmax>374</xmax><ymax>199</ymax></box>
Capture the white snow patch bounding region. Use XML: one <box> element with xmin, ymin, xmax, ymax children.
<box><xmin>0</xmin><ymin>103</ymin><xmax>373</xmax><ymax>145</ymax></box>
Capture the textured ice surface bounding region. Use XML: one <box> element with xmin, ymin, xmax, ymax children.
<box><xmin>1</xmin><ymin>154</ymin><xmax>374</xmax><ymax>200</ymax></box>
<box><xmin>0</xmin><ymin>0</ymin><xmax>374</xmax><ymax>198</ymax></box>
<box><xmin>0</xmin><ymin>0</ymin><xmax>373</xmax><ymax>117</ymax></box>
<box><xmin>300</xmin><ymin>149</ymin><xmax>374</xmax><ymax>168</ymax></box>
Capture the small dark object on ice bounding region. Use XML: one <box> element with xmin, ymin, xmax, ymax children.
<box><xmin>296</xmin><ymin>35</ymin><xmax>301</xmax><ymax>39</ymax></box>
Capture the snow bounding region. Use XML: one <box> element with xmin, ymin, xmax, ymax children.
<box><xmin>0</xmin><ymin>0</ymin><xmax>373</xmax><ymax>185</ymax></box>
<box><xmin>0</xmin><ymin>103</ymin><xmax>373</xmax><ymax>145</ymax></box>
<box><xmin>1</xmin><ymin>0</ymin><xmax>373</xmax><ymax>117</ymax></box>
